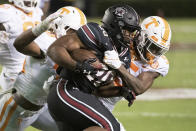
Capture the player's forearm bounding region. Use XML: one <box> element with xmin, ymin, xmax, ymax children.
<box><xmin>117</xmin><ymin>65</ymin><xmax>145</xmax><ymax>95</ymax></box>
<box><xmin>14</xmin><ymin>29</ymin><xmax>37</xmax><ymax>52</ymax></box>
<box><xmin>47</xmin><ymin>44</ymin><xmax>77</xmax><ymax>71</ymax></box>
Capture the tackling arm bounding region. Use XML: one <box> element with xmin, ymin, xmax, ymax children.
<box><xmin>117</xmin><ymin>65</ymin><xmax>160</xmax><ymax>95</ymax></box>
<box><xmin>103</xmin><ymin>50</ymin><xmax>160</xmax><ymax>95</ymax></box>
<box><xmin>14</xmin><ymin>29</ymin><xmax>43</xmax><ymax>57</ymax></box>
<box><xmin>93</xmin><ymin>67</ymin><xmax>159</xmax><ymax>106</ymax></box>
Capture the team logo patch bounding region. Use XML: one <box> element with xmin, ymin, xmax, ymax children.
<box><xmin>114</xmin><ymin>7</ymin><xmax>126</xmax><ymax>18</ymax></box>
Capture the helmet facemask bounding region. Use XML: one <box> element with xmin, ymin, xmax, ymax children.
<box><xmin>137</xmin><ymin>16</ymin><xmax>171</xmax><ymax>63</ymax></box>
<box><xmin>136</xmin><ymin>31</ymin><xmax>168</xmax><ymax>63</ymax></box>
<box><xmin>119</xmin><ymin>25</ymin><xmax>140</xmax><ymax>47</ymax></box>
<box><xmin>49</xmin><ymin>17</ymin><xmax>71</xmax><ymax>38</ymax></box>
<box><xmin>49</xmin><ymin>6</ymin><xmax>87</xmax><ymax>38</ymax></box>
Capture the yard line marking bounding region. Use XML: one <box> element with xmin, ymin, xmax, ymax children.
<box><xmin>113</xmin><ymin>112</ymin><xmax>196</xmax><ymax>118</ymax></box>
<box><xmin>136</xmin><ymin>88</ymin><xmax>196</xmax><ymax>100</ymax></box>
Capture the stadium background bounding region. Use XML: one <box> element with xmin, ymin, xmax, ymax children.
<box><xmin>0</xmin><ymin>0</ymin><xmax>196</xmax><ymax>130</ymax></box>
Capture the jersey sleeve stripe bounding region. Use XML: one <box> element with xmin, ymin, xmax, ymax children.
<box><xmin>81</xmin><ymin>25</ymin><xmax>99</xmax><ymax>47</ymax></box>
<box><xmin>119</xmin><ymin>48</ymin><xmax>128</xmax><ymax>56</ymax></box>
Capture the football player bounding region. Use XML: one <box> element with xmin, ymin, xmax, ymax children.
<box><xmin>47</xmin><ymin>4</ymin><xmax>140</xmax><ymax>131</ymax></box>
<box><xmin>82</xmin><ymin>16</ymin><xmax>171</xmax><ymax>130</ymax></box>
<box><xmin>0</xmin><ymin>0</ymin><xmax>43</xmax><ymax>90</ymax></box>
<box><xmin>0</xmin><ymin>6</ymin><xmax>87</xmax><ymax>131</ymax></box>
<box><xmin>100</xmin><ymin>16</ymin><xmax>171</xmax><ymax>112</ymax></box>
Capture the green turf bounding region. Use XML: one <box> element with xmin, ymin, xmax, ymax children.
<box><xmin>113</xmin><ymin>100</ymin><xmax>196</xmax><ymax>131</ymax></box>
<box><xmin>25</xmin><ymin>127</ymin><xmax>40</xmax><ymax>131</ymax></box>
<box><xmin>25</xmin><ymin>99</ymin><xmax>196</xmax><ymax>131</ymax></box>
<box><xmin>168</xmin><ymin>18</ymin><xmax>196</xmax><ymax>44</ymax></box>
<box><xmin>153</xmin><ymin>50</ymin><xmax>196</xmax><ymax>88</ymax></box>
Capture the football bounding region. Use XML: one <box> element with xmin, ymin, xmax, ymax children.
<box><xmin>70</xmin><ymin>48</ymin><xmax>121</xmax><ymax>97</ymax></box>
<box><xmin>70</xmin><ymin>49</ymin><xmax>103</xmax><ymax>69</ymax></box>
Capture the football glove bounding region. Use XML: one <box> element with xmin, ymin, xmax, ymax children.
<box><xmin>32</xmin><ymin>12</ymin><xmax>62</xmax><ymax>36</ymax></box>
<box><xmin>75</xmin><ymin>58</ymin><xmax>98</xmax><ymax>75</ymax></box>
<box><xmin>120</xmin><ymin>86</ymin><xmax>136</xmax><ymax>107</ymax></box>
<box><xmin>104</xmin><ymin>50</ymin><xmax>122</xmax><ymax>69</ymax></box>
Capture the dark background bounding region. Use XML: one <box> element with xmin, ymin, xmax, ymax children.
<box><xmin>1</xmin><ymin>0</ymin><xmax>195</xmax><ymax>17</ymax></box>
<box><xmin>93</xmin><ymin>0</ymin><xmax>196</xmax><ymax>17</ymax></box>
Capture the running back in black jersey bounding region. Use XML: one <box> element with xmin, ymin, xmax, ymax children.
<box><xmin>77</xmin><ymin>22</ymin><xmax>131</xmax><ymax>69</ymax></box>
<box><xmin>57</xmin><ymin>22</ymin><xmax>132</xmax><ymax>93</ymax></box>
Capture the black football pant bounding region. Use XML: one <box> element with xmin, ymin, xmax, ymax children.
<box><xmin>47</xmin><ymin>78</ymin><xmax>121</xmax><ymax>131</ymax></box>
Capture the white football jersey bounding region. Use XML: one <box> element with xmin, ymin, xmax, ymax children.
<box><xmin>0</xmin><ymin>4</ymin><xmax>43</xmax><ymax>72</ymax></box>
<box><xmin>14</xmin><ymin>32</ymin><xmax>57</xmax><ymax>105</ymax></box>
<box><xmin>100</xmin><ymin>54</ymin><xmax>169</xmax><ymax>112</ymax></box>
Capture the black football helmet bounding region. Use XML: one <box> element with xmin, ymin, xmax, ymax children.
<box><xmin>102</xmin><ymin>4</ymin><xmax>141</xmax><ymax>48</ymax></box>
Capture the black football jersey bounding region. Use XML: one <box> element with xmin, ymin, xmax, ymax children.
<box><xmin>77</xmin><ymin>22</ymin><xmax>131</xmax><ymax>69</ymax></box>
<box><xmin>59</xmin><ymin>22</ymin><xmax>131</xmax><ymax>93</ymax></box>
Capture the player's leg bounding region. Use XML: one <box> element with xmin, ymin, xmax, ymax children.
<box><xmin>30</xmin><ymin>104</ymin><xmax>58</xmax><ymax>131</ymax></box>
<box><xmin>0</xmin><ymin>92</ymin><xmax>48</xmax><ymax>131</ymax></box>
<box><xmin>47</xmin><ymin>79</ymin><xmax>121</xmax><ymax>131</ymax></box>
<box><xmin>0</xmin><ymin>93</ymin><xmax>25</xmax><ymax>131</ymax></box>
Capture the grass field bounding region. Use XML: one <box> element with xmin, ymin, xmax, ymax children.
<box><xmin>114</xmin><ymin>100</ymin><xmax>196</xmax><ymax>131</ymax></box>
<box><xmin>153</xmin><ymin>50</ymin><xmax>196</xmax><ymax>88</ymax></box>
<box><xmin>168</xmin><ymin>18</ymin><xmax>196</xmax><ymax>44</ymax></box>
<box><xmin>26</xmin><ymin>99</ymin><xmax>196</xmax><ymax>131</ymax></box>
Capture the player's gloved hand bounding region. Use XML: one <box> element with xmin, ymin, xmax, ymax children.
<box><xmin>120</xmin><ymin>86</ymin><xmax>136</xmax><ymax>107</ymax></box>
<box><xmin>32</xmin><ymin>12</ymin><xmax>62</xmax><ymax>36</ymax></box>
<box><xmin>104</xmin><ymin>50</ymin><xmax>122</xmax><ymax>69</ymax></box>
<box><xmin>75</xmin><ymin>58</ymin><xmax>98</xmax><ymax>75</ymax></box>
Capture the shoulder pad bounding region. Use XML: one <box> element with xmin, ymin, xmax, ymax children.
<box><xmin>77</xmin><ymin>22</ymin><xmax>113</xmax><ymax>52</ymax></box>
<box><xmin>144</xmin><ymin>55</ymin><xmax>169</xmax><ymax>76</ymax></box>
